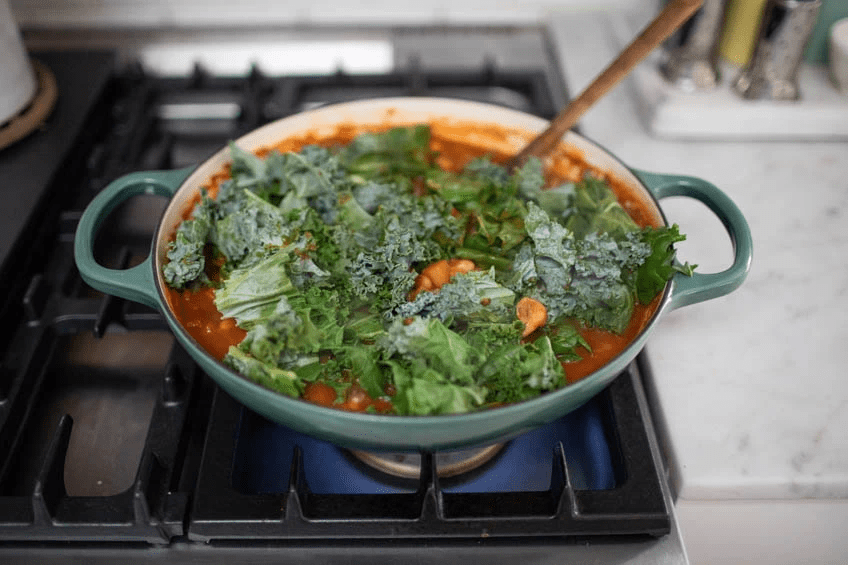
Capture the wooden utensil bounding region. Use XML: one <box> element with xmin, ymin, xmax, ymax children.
<box><xmin>509</xmin><ymin>0</ymin><xmax>704</xmax><ymax>168</ymax></box>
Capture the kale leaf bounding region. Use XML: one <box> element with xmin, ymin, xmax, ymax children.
<box><xmin>163</xmin><ymin>191</ymin><xmax>214</xmax><ymax>289</ymax></box>
<box><xmin>377</xmin><ymin>318</ymin><xmax>488</xmax><ymax>415</ymax></box>
<box><xmin>393</xmin><ymin>267</ymin><xmax>515</xmax><ymax>324</ymax></box>
<box><xmin>564</xmin><ymin>175</ymin><xmax>641</xmax><ymax>239</ymax></box>
<box><xmin>210</xmin><ymin>189</ymin><xmax>291</xmax><ymax>269</ymax></box>
<box><xmin>512</xmin><ymin>203</ymin><xmax>650</xmax><ymax>333</ymax></box>
<box><xmin>214</xmin><ymin>248</ymin><xmax>296</xmax><ymax>328</ymax></box>
<box><xmin>338</xmin><ymin>125</ymin><xmax>433</xmax><ymax>183</ymax></box>
<box><xmin>634</xmin><ymin>223</ymin><xmax>692</xmax><ymax>304</ymax></box>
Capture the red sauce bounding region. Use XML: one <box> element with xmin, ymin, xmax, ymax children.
<box><xmin>302</xmin><ymin>381</ymin><xmax>395</xmax><ymax>412</ymax></box>
<box><xmin>164</xmin><ymin>118</ymin><xmax>664</xmax><ymax>412</ymax></box>
<box><xmin>166</xmin><ymin>286</ymin><xmax>246</xmax><ymax>360</ymax></box>
<box><xmin>563</xmin><ymin>294</ymin><xmax>661</xmax><ymax>384</ymax></box>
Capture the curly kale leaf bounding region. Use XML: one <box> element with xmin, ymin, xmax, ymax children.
<box><xmin>463</xmin><ymin>155</ymin><xmax>510</xmax><ymax>186</ymax></box>
<box><xmin>548</xmin><ymin>322</ymin><xmax>590</xmax><ymax>362</ymax></box>
<box><xmin>351</xmin><ymin>182</ymin><xmax>462</xmax><ymax>242</ymax></box>
<box><xmin>338</xmin><ymin>125</ymin><xmax>433</xmax><ymax>182</ymax></box>
<box><xmin>511</xmin><ymin>156</ymin><xmax>546</xmax><ymax>201</ymax></box>
<box><xmin>275</xmin><ymin>147</ymin><xmax>348</xmax><ymax>222</ymax></box>
<box><xmin>521</xmin><ymin>202</ymin><xmax>578</xmax><ymax>298</ymax></box>
<box><xmin>228</xmin><ymin>143</ymin><xmax>271</xmax><ymax>191</ymax></box>
<box><xmin>378</xmin><ymin>317</ymin><xmax>481</xmax><ymax>386</ymax></box>
<box><xmin>225</xmin><ymin>346</ymin><xmax>301</xmax><ymax>398</ymax></box>
<box><xmin>210</xmin><ymin>189</ymin><xmax>291</xmax><ymax>269</ymax></box>
<box><xmin>214</xmin><ymin>248</ymin><xmax>296</xmax><ymax>328</ymax></box>
<box><xmin>223</xmin><ymin>285</ymin><xmax>352</xmax><ymax>394</ymax></box>
<box><xmin>511</xmin><ymin>203</ymin><xmax>652</xmax><ymax>333</ymax></box>
<box><xmin>634</xmin><ymin>223</ymin><xmax>692</xmax><ymax>304</ymax></box>
<box><xmin>347</xmin><ymin>215</ymin><xmax>441</xmax><ymax>311</ymax></box>
<box><xmin>394</xmin><ymin>375</ymin><xmax>489</xmax><ymax>416</ymax></box>
<box><xmin>565</xmin><ymin>232</ymin><xmax>646</xmax><ymax>332</ymax></box>
<box><xmin>163</xmin><ymin>190</ymin><xmax>215</xmax><ymax>289</ymax></box>
<box><xmin>536</xmin><ymin>183</ymin><xmax>577</xmax><ymax>221</ymax></box>
<box><xmin>476</xmin><ymin>335</ymin><xmax>564</xmax><ymax>404</ymax></box>
<box><xmin>375</xmin><ymin>316</ymin><xmax>571</xmax><ymax>414</ymax></box>
<box><xmin>377</xmin><ymin>318</ymin><xmax>488</xmax><ymax>415</ymax></box>
<box><xmin>447</xmin><ymin>157</ymin><xmax>532</xmax><ymax>254</ymax></box>
<box><xmin>235</xmin><ymin>301</ymin><xmax>320</xmax><ymax>373</ymax></box>
<box><xmin>228</xmin><ymin>142</ymin><xmax>348</xmax><ymax>220</ymax></box>
<box><xmin>425</xmin><ymin>166</ymin><xmax>495</xmax><ymax>204</ymax></box>
<box><xmin>563</xmin><ymin>175</ymin><xmax>641</xmax><ymax>240</ymax></box>
<box><xmin>393</xmin><ymin>267</ymin><xmax>515</xmax><ymax>325</ymax></box>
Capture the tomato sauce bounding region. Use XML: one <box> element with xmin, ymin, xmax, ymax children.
<box><xmin>164</xmin><ymin>119</ymin><xmax>665</xmax><ymax>412</ymax></box>
<box><xmin>563</xmin><ymin>294</ymin><xmax>661</xmax><ymax>384</ymax></box>
<box><xmin>166</xmin><ymin>285</ymin><xmax>246</xmax><ymax>360</ymax></box>
<box><xmin>303</xmin><ymin>382</ymin><xmax>394</xmax><ymax>412</ymax></box>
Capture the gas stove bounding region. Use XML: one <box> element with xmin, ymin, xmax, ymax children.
<box><xmin>0</xmin><ymin>32</ymin><xmax>687</xmax><ymax>563</ymax></box>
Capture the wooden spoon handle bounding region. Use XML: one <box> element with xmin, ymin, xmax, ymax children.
<box><xmin>510</xmin><ymin>0</ymin><xmax>703</xmax><ymax>168</ymax></box>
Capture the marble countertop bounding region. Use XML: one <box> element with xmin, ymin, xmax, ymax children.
<box><xmin>549</xmin><ymin>12</ymin><xmax>848</xmax><ymax>503</ymax></box>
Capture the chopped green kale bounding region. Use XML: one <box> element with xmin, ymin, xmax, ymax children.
<box><xmin>393</xmin><ymin>268</ymin><xmax>515</xmax><ymax>324</ymax></box>
<box><xmin>635</xmin><ymin>223</ymin><xmax>693</xmax><ymax>304</ymax></box>
<box><xmin>163</xmin><ymin>125</ymin><xmax>691</xmax><ymax>415</ymax></box>
<box><xmin>163</xmin><ymin>190</ymin><xmax>214</xmax><ymax>289</ymax></box>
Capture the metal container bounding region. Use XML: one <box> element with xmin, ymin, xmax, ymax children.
<box><xmin>0</xmin><ymin>0</ymin><xmax>37</xmax><ymax>123</ymax></box>
<box><xmin>733</xmin><ymin>0</ymin><xmax>823</xmax><ymax>100</ymax></box>
<box><xmin>661</xmin><ymin>0</ymin><xmax>730</xmax><ymax>90</ymax></box>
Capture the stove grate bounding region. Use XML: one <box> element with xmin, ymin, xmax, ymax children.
<box><xmin>0</xmin><ymin>49</ymin><xmax>670</xmax><ymax>547</ymax></box>
<box><xmin>188</xmin><ymin>364</ymin><xmax>669</xmax><ymax>541</ymax></box>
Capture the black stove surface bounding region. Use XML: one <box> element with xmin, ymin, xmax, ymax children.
<box><xmin>0</xmin><ymin>49</ymin><xmax>672</xmax><ymax>562</ymax></box>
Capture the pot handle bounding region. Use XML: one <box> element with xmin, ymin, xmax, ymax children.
<box><xmin>631</xmin><ymin>169</ymin><xmax>753</xmax><ymax>311</ymax></box>
<box><xmin>74</xmin><ymin>168</ymin><xmax>195</xmax><ymax>310</ymax></box>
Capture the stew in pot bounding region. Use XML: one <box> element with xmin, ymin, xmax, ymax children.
<box><xmin>162</xmin><ymin>122</ymin><xmax>691</xmax><ymax>415</ymax></box>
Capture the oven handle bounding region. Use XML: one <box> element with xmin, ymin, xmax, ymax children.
<box><xmin>74</xmin><ymin>167</ymin><xmax>195</xmax><ymax>310</ymax></box>
<box><xmin>631</xmin><ymin>169</ymin><xmax>753</xmax><ymax>311</ymax></box>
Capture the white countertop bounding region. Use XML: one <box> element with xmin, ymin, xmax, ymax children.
<box><xmin>549</xmin><ymin>9</ymin><xmax>848</xmax><ymax>564</ymax></box>
<box><xmin>550</xmin><ymin>9</ymin><xmax>848</xmax><ymax>504</ymax></box>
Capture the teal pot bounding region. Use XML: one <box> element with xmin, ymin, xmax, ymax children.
<box><xmin>74</xmin><ymin>98</ymin><xmax>752</xmax><ymax>452</ymax></box>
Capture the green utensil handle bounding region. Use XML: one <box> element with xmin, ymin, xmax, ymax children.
<box><xmin>74</xmin><ymin>168</ymin><xmax>195</xmax><ymax>310</ymax></box>
<box><xmin>632</xmin><ymin>169</ymin><xmax>753</xmax><ymax>311</ymax></box>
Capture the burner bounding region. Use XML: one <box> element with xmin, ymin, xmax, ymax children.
<box><xmin>0</xmin><ymin>60</ymin><xmax>58</xmax><ymax>150</ymax></box>
<box><xmin>349</xmin><ymin>443</ymin><xmax>504</xmax><ymax>479</ymax></box>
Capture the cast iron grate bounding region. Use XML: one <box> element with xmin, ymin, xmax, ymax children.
<box><xmin>0</xmin><ymin>52</ymin><xmax>199</xmax><ymax>544</ymax></box>
<box><xmin>188</xmin><ymin>362</ymin><xmax>669</xmax><ymax>541</ymax></box>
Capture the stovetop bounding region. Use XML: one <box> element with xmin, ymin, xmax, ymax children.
<box><xmin>0</xmin><ymin>44</ymin><xmax>685</xmax><ymax>563</ymax></box>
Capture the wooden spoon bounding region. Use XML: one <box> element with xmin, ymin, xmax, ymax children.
<box><xmin>509</xmin><ymin>0</ymin><xmax>704</xmax><ymax>168</ymax></box>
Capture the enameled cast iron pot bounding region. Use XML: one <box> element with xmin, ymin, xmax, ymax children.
<box><xmin>74</xmin><ymin>98</ymin><xmax>752</xmax><ymax>452</ymax></box>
